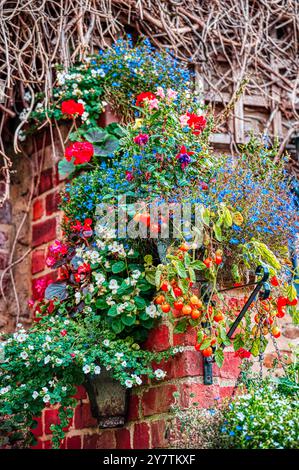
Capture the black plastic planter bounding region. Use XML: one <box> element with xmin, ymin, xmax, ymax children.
<box><xmin>84</xmin><ymin>368</ymin><xmax>130</xmax><ymax>428</ymax></box>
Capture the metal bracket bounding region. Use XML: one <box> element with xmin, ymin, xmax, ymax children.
<box><xmin>201</xmin><ymin>265</ymin><xmax>271</xmax><ymax>385</ymax></box>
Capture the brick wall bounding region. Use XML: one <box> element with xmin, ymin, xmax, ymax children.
<box><xmin>3</xmin><ymin>113</ymin><xmax>298</xmax><ymax>449</ymax></box>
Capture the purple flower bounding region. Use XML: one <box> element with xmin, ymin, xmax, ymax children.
<box><xmin>134</xmin><ymin>133</ymin><xmax>149</xmax><ymax>146</ymax></box>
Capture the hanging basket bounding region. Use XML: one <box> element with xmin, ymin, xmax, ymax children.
<box><xmin>84</xmin><ymin>368</ymin><xmax>130</xmax><ymax>428</ymax></box>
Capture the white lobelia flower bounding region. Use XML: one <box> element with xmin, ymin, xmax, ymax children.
<box><xmin>20</xmin><ymin>351</ymin><xmax>28</xmax><ymax>360</ymax></box>
<box><xmin>55</xmin><ymin>358</ymin><xmax>63</xmax><ymax>365</ymax></box>
<box><xmin>115</xmin><ymin>352</ymin><xmax>124</xmax><ymax>360</ymax></box>
<box><xmin>28</xmin><ymin>345</ymin><xmax>34</xmax><ymax>350</ymax></box>
<box><xmin>154</xmin><ymin>369</ymin><xmax>166</xmax><ymax>379</ymax></box>
<box><xmin>121</xmin><ymin>361</ymin><xmax>127</xmax><ymax>367</ymax></box>
<box><xmin>81</xmin><ymin>111</ymin><xmax>89</xmax><ymax>122</ymax></box>
<box><xmin>145</xmin><ymin>304</ymin><xmax>160</xmax><ymax>318</ymax></box>
<box><xmin>44</xmin><ymin>355</ymin><xmax>51</xmax><ymax>364</ymax></box>
<box><xmin>75</xmin><ymin>292</ymin><xmax>81</xmax><ymax>304</ymax></box>
<box><xmin>32</xmin><ymin>391</ymin><xmax>39</xmax><ymax>399</ymax></box>
<box><xmin>16</xmin><ymin>333</ymin><xmax>27</xmax><ymax>343</ymax></box>
<box><xmin>108</xmin><ymin>279</ymin><xmax>119</xmax><ymax>294</ymax></box>
<box><xmin>131</xmin><ymin>270</ymin><xmax>141</xmax><ymax>279</ymax></box>
<box><xmin>23</xmin><ymin>403</ymin><xmax>29</xmax><ymax>409</ymax></box>
<box><xmin>125</xmin><ymin>380</ymin><xmax>133</xmax><ymax>388</ymax></box>
<box><xmin>43</xmin><ymin>394</ymin><xmax>50</xmax><ymax>403</ymax></box>
<box><xmin>62</xmin><ymin>386</ymin><xmax>67</xmax><ymax>392</ymax></box>
<box><xmin>45</xmin><ymin>335</ymin><xmax>52</xmax><ymax>343</ymax></box>
<box><xmin>83</xmin><ymin>365</ymin><xmax>91</xmax><ymax>374</ymax></box>
<box><xmin>42</xmin><ymin>387</ymin><xmax>48</xmax><ymax>393</ymax></box>
<box><xmin>103</xmin><ymin>339</ymin><xmax>110</xmax><ymax>347</ymax></box>
<box><xmin>94</xmin><ymin>366</ymin><xmax>101</xmax><ymax>375</ymax></box>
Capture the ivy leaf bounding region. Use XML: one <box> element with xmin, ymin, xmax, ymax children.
<box><xmin>45</xmin><ymin>282</ymin><xmax>68</xmax><ymax>301</ymax></box>
<box><xmin>111</xmin><ymin>261</ymin><xmax>126</xmax><ymax>273</ymax></box>
<box><xmin>214</xmin><ymin>349</ymin><xmax>224</xmax><ymax>368</ymax></box>
<box><xmin>84</xmin><ymin>128</ymin><xmax>107</xmax><ymax>143</ymax></box>
<box><xmin>58</xmin><ymin>158</ymin><xmax>75</xmax><ymax>178</ymax></box>
<box><xmin>94</xmin><ymin>136</ymin><xmax>119</xmax><ymax>157</ymax></box>
<box><xmin>173</xmin><ymin>318</ymin><xmax>188</xmax><ymax>333</ymax></box>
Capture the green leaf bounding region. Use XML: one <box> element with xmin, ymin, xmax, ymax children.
<box><xmin>200</xmin><ymin>339</ymin><xmax>211</xmax><ymax>350</ymax></box>
<box><xmin>287</xmin><ymin>284</ymin><xmax>297</xmax><ymax>301</ymax></box>
<box><xmin>134</xmin><ymin>297</ymin><xmax>147</xmax><ymax>310</ymax></box>
<box><xmin>107</xmin><ymin>305</ymin><xmax>119</xmax><ymax>317</ymax></box>
<box><xmin>222</xmin><ymin>207</ymin><xmax>233</xmax><ymax>228</ymax></box>
<box><xmin>233</xmin><ymin>334</ymin><xmax>244</xmax><ymax>351</ymax></box>
<box><xmin>145</xmin><ymin>270</ymin><xmax>156</xmax><ymax>285</ymax></box>
<box><xmin>202</xmin><ymin>208</ymin><xmax>210</xmax><ymax>225</ymax></box>
<box><xmin>250</xmin><ymin>338</ymin><xmax>260</xmax><ymax>357</ymax></box>
<box><xmin>96</xmin><ymin>298</ymin><xmax>108</xmax><ymax>309</ymax></box>
<box><xmin>111</xmin><ymin>318</ymin><xmax>124</xmax><ymax>334</ymax></box>
<box><xmin>214</xmin><ymin>349</ymin><xmax>224</xmax><ymax>368</ymax></box>
<box><xmin>173</xmin><ymin>318</ymin><xmax>188</xmax><ymax>333</ymax></box>
<box><xmin>175</xmin><ymin>261</ymin><xmax>187</xmax><ymax>278</ymax></box>
<box><xmin>213</xmin><ymin>223</ymin><xmax>222</xmax><ymax>242</ymax></box>
<box><xmin>58</xmin><ymin>158</ymin><xmax>75</xmax><ymax>178</ymax></box>
<box><xmin>121</xmin><ymin>314</ymin><xmax>136</xmax><ymax>326</ymax></box>
<box><xmin>111</xmin><ymin>261</ymin><xmax>126</xmax><ymax>273</ymax></box>
<box><xmin>190</xmin><ymin>260</ymin><xmax>206</xmax><ymax>270</ymax></box>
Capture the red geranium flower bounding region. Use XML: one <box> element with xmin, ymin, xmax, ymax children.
<box><xmin>61</xmin><ymin>100</ymin><xmax>84</xmax><ymax>116</ymax></box>
<box><xmin>186</xmin><ymin>112</ymin><xmax>207</xmax><ymax>135</ymax></box>
<box><xmin>77</xmin><ymin>263</ymin><xmax>91</xmax><ymax>274</ymax></box>
<box><xmin>235</xmin><ymin>348</ymin><xmax>251</xmax><ymax>359</ymax></box>
<box><xmin>136</xmin><ymin>92</ymin><xmax>156</xmax><ymax>107</ymax></box>
<box><xmin>65</xmin><ymin>141</ymin><xmax>94</xmax><ymax>165</ymax></box>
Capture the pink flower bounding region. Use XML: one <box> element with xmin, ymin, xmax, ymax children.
<box><xmin>167</xmin><ymin>89</ymin><xmax>178</xmax><ymax>100</ymax></box>
<box><xmin>126</xmin><ymin>171</ymin><xmax>134</xmax><ymax>181</ymax></box>
<box><xmin>179</xmin><ymin>114</ymin><xmax>189</xmax><ymax>127</ymax></box>
<box><xmin>134</xmin><ymin>134</ymin><xmax>149</xmax><ymax>146</ymax></box>
<box><xmin>148</xmin><ymin>98</ymin><xmax>159</xmax><ymax>110</ymax></box>
<box><xmin>46</xmin><ymin>256</ymin><xmax>56</xmax><ymax>268</ymax></box>
<box><xmin>156</xmin><ymin>87</ymin><xmax>165</xmax><ymax>99</ymax></box>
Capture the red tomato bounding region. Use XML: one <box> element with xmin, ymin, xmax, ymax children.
<box><xmin>160</xmin><ymin>282</ymin><xmax>169</xmax><ymax>292</ymax></box>
<box><xmin>161</xmin><ymin>303</ymin><xmax>171</xmax><ymax>313</ymax></box>
<box><xmin>202</xmin><ymin>347</ymin><xmax>213</xmax><ymax>357</ymax></box>
<box><xmin>182</xmin><ymin>305</ymin><xmax>192</xmax><ymax>315</ymax></box>
<box><xmin>271</xmin><ymin>326</ymin><xmax>281</xmax><ymax>338</ymax></box>
<box><xmin>195</xmin><ymin>343</ymin><xmax>201</xmax><ymax>351</ymax></box>
<box><xmin>173</xmin><ymin>300</ymin><xmax>184</xmax><ymax>311</ymax></box>
<box><xmin>179</xmin><ymin>243</ymin><xmax>189</xmax><ymax>252</ymax></box>
<box><xmin>203</xmin><ymin>257</ymin><xmax>212</xmax><ymax>268</ymax></box>
<box><xmin>155</xmin><ymin>295</ymin><xmax>165</xmax><ymax>305</ymax></box>
<box><xmin>287</xmin><ymin>298</ymin><xmax>298</xmax><ymax>306</ymax></box>
<box><xmin>173</xmin><ymin>287</ymin><xmax>183</xmax><ymax>297</ymax></box>
<box><xmin>215</xmin><ymin>256</ymin><xmax>223</xmax><ymax>266</ymax></box>
<box><xmin>214</xmin><ymin>313</ymin><xmax>224</xmax><ymax>322</ymax></box>
<box><xmin>270</xmin><ymin>276</ymin><xmax>279</xmax><ymax>287</ymax></box>
<box><xmin>191</xmin><ymin>309</ymin><xmax>201</xmax><ymax>319</ymax></box>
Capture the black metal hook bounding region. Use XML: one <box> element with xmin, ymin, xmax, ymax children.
<box><xmin>202</xmin><ymin>265</ymin><xmax>271</xmax><ymax>385</ymax></box>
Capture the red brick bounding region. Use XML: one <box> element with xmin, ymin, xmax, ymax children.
<box><xmin>31</xmin><ymin>416</ymin><xmax>43</xmax><ymax>437</ymax></box>
<box><xmin>33</xmin><ymin>198</ymin><xmax>44</xmax><ymax>221</ymax></box>
<box><xmin>32</xmin><ymin>217</ymin><xmax>57</xmax><ymax>247</ymax></box>
<box><xmin>37</xmin><ymin>168</ymin><xmax>53</xmax><ymax>195</ymax></box>
<box><xmin>144</xmin><ymin>324</ymin><xmax>170</xmax><ymax>352</ymax></box>
<box><xmin>32</xmin><ymin>272</ymin><xmax>56</xmax><ymax>301</ymax></box>
<box><xmin>219</xmin><ymin>386</ymin><xmax>234</xmax><ymax>399</ymax></box>
<box><xmin>151</xmin><ymin>419</ymin><xmax>169</xmax><ymax>448</ymax></box>
<box><xmin>98</xmin><ymin>106</ymin><xmax>119</xmax><ymax>127</ymax></box>
<box><xmin>74</xmin><ymin>403</ymin><xmax>98</xmax><ymax>429</ymax></box>
<box><xmin>43</xmin><ymin>440</ymin><xmax>52</xmax><ymax>449</ymax></box>
<box><xmin>142</xmin><ymin>384</ymin><xmax>177</xmax><ymax>417</ymax></box>
<box><xmin>46</xmin><ymin>191</ymin><xmax>60</xmax><ymax>215</ymax></box>
<box><xmin>180</xmin><ymin>382</ymin><xmax>221</xmax><ymax>408</ymax></box>
<box><xmin>44</xmin><ymin>409</ymin><xmax>59</xmax><ymax>435</ymax></box>
<box><xmin>73</xmin><ymin>385</ymin><xmax>87</xmax><ymax>400</ymax></box>
<box><xmin>173</xmin><ymin>326</ymin><xmax>197</xmax><ymax>346</ymax></box>
<box><xmin>133</xmin><ymin>422</ymin><xmax>150</xmax><ymax>449</ymax></box>
<box><xmin>171</xmin><ymin>350</ymin><xmax>203</xmax><ymax>379</ymax></box>
<box><xmin>115</xmin><ymin>428</ymin><xmax>131</xmax><ymax>449</ymax></box>
<box><xmin>127</xmin><ymin>394</ymin><xmax>140</xmax><ymax>421</ymax></box>
<box><xmin>83</xmin><ymin>431</ymin><xmax>116</xmax><ymax>449</ymax></box>
<box><xmin>213</xmin><ymin>352</ymin><xmax>241</xmax><ymax>379</ymax></box>
<box><xmin>66</xmin><ymin>435</ymin><xmax>82</xmax><ymax>449</ymax></box>
<box><xmin>31</xmin><ymin>249</ymin><xmax>46</xmax><ymax>274</ymax></box>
